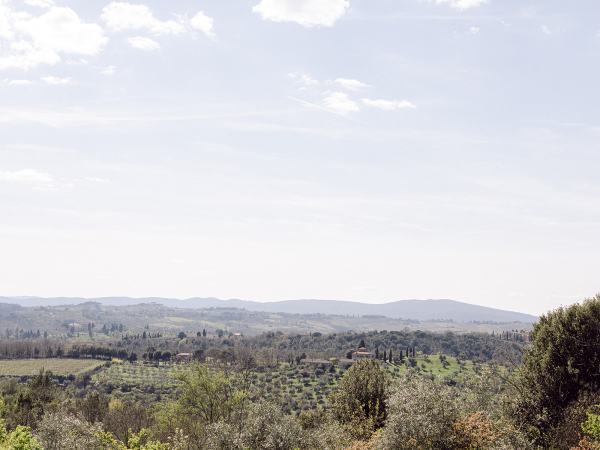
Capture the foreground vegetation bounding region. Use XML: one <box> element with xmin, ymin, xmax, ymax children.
<box><xmin>1</xmin><ymin>295</ymin><xmax>600</xmax><ymax>448</ymax></box>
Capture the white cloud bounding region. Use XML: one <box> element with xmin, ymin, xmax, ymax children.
<box><xmin>101</xmin><ymin>65</ymin><xmax>117</xmax><ymax>75</ymax></box>
<box><xmin>322</xmin><ymin>91</ymin><xmax>359</xmax><ymax>115</ymax></box>
<box><xmin>469</xmin><ymin>26</ymin><xmax>480</xmax><ymax>34</ymax></box>
<box><xmin>128</xmin><ymin>36</ymin><xmax>160</xmax><ymax>51</ymax></box>
<box><xmin>288</xmin><ymin>72</ymin><xmax>319</xmax><ymax>87</ymax></box>
<box><xmin>101</xmin><ymin>2</ymin><xmax>185</xmax><ymax>35</ymax></box>
<box><xmin>41</xmin><ymin>75</ymin><xmax>71</xmax><ymax>85</ymax></box>
<box><xmin>427</xmin><ymin>0</ymin><xmax>487</xmax><ymax>10</ymax></box>
<box><xmin>253</xmin><ymin>0</ymin><xmax>349</xmax><ymax>27</ymax></box>
<box><xmin>190</xmin><ymin>11</ymin><xmax>215</xmax><ymax>38</ymax></box>
<box><xmin>0</xmin><ymin>3</ymin><xmax>107</xmax><ymax>70</ymax></box>
<box><xmin>0</xmin><ymin>169</ymin><xmax>54</xmax><ymax>187</ymax></box>
<box><xmin>362</xmin><ymin>98</ymin><xmax>416</xmax><ymax>111</ymax></box>
<box><xmin>334</xmin><ymin>78</ymin><xmax>369</xmax><ymax>91</ymax></box>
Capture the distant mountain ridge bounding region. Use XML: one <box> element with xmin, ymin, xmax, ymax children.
<box><xmin>0</xmin><ymin>297</ymin><xmax>537</xmax><ymax>324</ymax></box>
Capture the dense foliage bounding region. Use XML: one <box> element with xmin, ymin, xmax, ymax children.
<box><xmin>515</xmin><ymin>294</ymin><xmax>600</xmax><ymax>446</ymax></box>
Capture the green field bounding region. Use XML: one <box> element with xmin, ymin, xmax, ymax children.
<box><xmin>384</xmin><ymin>354</ymin><xmax>484</xmax><ymax>381</ymax></box>
<box><xmin>0</xmin><ymin>358</ymin><xmax>106</xmax><ymax>377</ymax></box>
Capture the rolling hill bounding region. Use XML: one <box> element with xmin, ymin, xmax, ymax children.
<box><xmin>0</xmin><ymin>297</ymin><xmax>536</xmax><ymax>323</ymax></box>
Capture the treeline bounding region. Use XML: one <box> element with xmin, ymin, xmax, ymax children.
<box><xmin>0</xmin><ymin>340</ymin><xmax>134</xmax><ymax>361</ymax></box>
<box><xmin>0</xmin><ymin>328</ymin><xmax>523</xmax><ymax>368</ymax></box>
<box><xmin>231</xmin><ymin>329</ymin><xmax>524</xmax><ymax>364</ymax></box>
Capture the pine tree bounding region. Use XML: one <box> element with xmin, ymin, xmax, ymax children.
<box><xmin>388</xmin><ymin>348</ymin><xmax>393</xmax><ymax>363</ymax></box>
<box><xmin>383</xmin><ymin>350</ymin><xmax>387</xmax><ymax>361</ymax></box>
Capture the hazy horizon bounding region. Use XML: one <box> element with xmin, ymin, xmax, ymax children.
<box><xmin>0</xmin><ymin>294</ymin><xmax>558</xmax><ymax>316</ymax></box>
<box><xmin>2</xmin><ymin>0</ymin><xmax>599</xmax><ymax>316</ymax></box>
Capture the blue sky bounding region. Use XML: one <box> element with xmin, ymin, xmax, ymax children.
<box><xmin>1</xmin><ymin>0</ymin><xmax>599</xmax><ymax>314</ymax></box>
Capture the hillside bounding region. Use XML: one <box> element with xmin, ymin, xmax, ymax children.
<box><xmin>0</xmin><ymin>302</ymin><xmax>532</xmax><ymax>336</ymax></box>
<box><xmin>0</xmin><ymin>296</ymin><xmax>537</xmax><ymax>323</ymax></box>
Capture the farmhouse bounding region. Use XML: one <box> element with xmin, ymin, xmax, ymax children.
<box><xmin>175</xmin><ymin>352</ymin><xmax>192</xmax><ymax>363</ymax></box>
<box><xmin>351</xmin><ymin>346</ymin><xmax>375</xmax><ymax>360</ymax></box>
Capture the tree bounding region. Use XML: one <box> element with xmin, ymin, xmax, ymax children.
<box><xmin>358</xmin><ymin>339</ymin><xmax>366</xmax><ymax>349</ymax></box>
<box><xmin>388</xmin><ymin>348</ymin><xmax>393</xmax><ymax>363</ymax></box>
<box><xmin>9</xmin><ymin>369</ymin><xmax>60</xmax><ymax>429</ymax></box>
<box><xmin>379</xmin><ymin>373</ymin><xmax>461</xmax><ymax>449</ymax></box>
<box><xmin>103</xmin><ymin>400</ymin><xmax>153</xmax><ymax>444</ymax></box>
<box><xmin>153</xmin><ymin>364</ymin><xmax>249</xmax><ymax>443</ymax></box>
<box><xmin>514</xmin><ymin>295</ymin><xmax>600</xmax><ymax>441</ymax></box>
<box><xmin>76</xmin><ymin>391</ymin><xmax>108</xmax><ymax>424</ymax></box>
<box><xmin>177</xmin><ymin>332</ymin><xmax>187</xmax><ymax>340</ymax></box>
<box><xmin>330</xmin><ymin>360</ymin><xmax>388</xmax><ymax>440</ymax></box>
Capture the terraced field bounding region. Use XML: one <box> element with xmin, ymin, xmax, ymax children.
<box><xmin>0</xmin><ymin>358</ymin><xmax>106</xmax><ymax>377</ymax></box>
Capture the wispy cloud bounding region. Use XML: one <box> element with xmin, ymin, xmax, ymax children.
<box><xmin>334</xmin><ymin>78</ymin><xmax>370</xmax><ymax>91</ymax></box>
<box><xmin>128</xmin><ymin>36</ymin><xmax>160</xmax><ymax>51</ymax></box>
<box><xmin>322</xmin><ymin>91</ymin><xmax>360</xmax><ymax>115</ymax></box>
<box><xmin>2</xmin><ymin>79</ymin><xmax>34</xmax><ymax>86</ymax></box>
<box><xmin>288</xmin><ymin>72</ymin><xmax>319</xmax><ymax>88</ymax></box>
<box><xmin>41</xmin><ymin>75</ymin><xmax>71</xmax><ymax>85</ymax></box>
<box><xmin>287</xmin><ymin>73</ymin><xmax>415</xmax><ymax>115</ymax></box>
<box><xmin>426</xmin><ymin>0</ymin><xmax>488</xmax><ymax>10</ymax></box>
<box><xmin>0</xmin><ymin>169</ymin><xmax>55</xmax><ymax>189</ymax></box>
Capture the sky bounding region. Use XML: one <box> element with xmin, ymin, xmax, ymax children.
<box><xmin>1</xmin><ymin>0</ymin><xmax>599</xmax><ymax>315</ymax></box>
